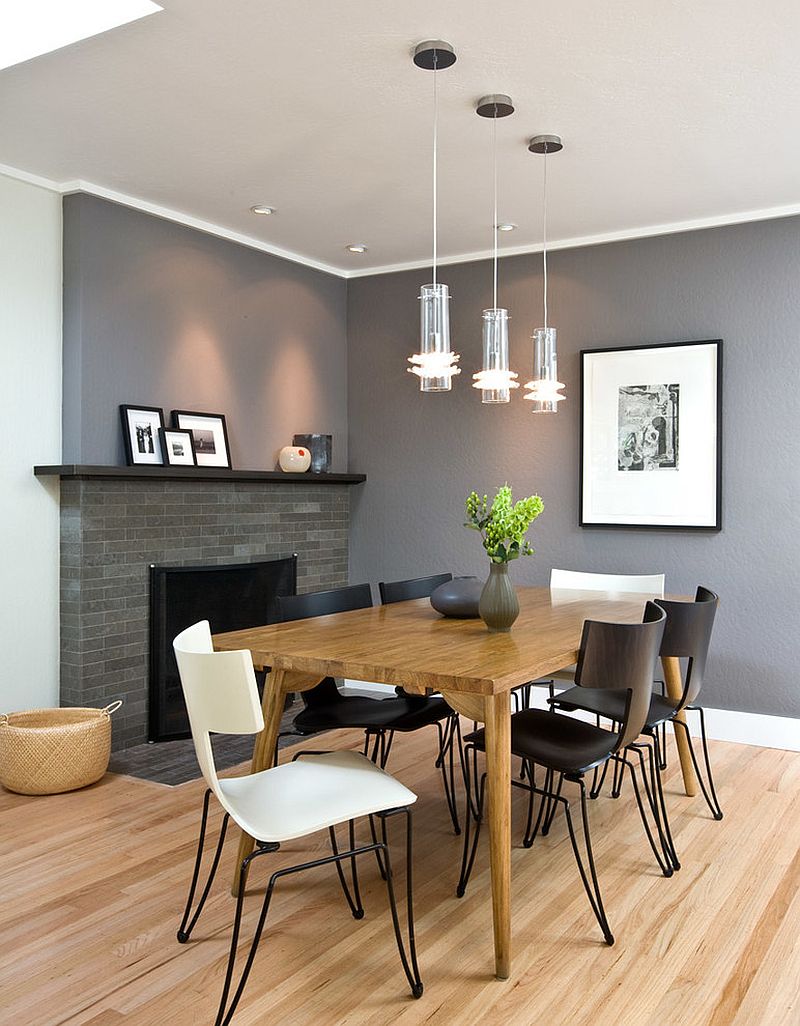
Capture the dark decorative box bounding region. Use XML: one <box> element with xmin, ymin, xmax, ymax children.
<box><xmin>293</xmin><ymin>434</ymin><xmax>332</xmax><ymax>474</ymax></box>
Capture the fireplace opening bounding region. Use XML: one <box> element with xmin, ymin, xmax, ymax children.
<box><xmin>149</xmin><ymin>554</ymin><xmax>297</xmax><ymax>741</ymax></box>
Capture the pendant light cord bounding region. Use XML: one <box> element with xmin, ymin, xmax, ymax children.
<box><xmin>492</xmin><ymin>113</ymin><xmax>498</xmax><ymax>311</ymax></box>
<box><xmin>432</xmin><ymin>53</ymin><xmax>438</xmax><ymax>288</ymax></box>
<box><xmin>542</xmin><ymin>147</ymin><xmax>548</xmax><ymax>330</ymax></box>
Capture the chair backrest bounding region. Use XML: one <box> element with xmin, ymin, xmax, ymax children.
<box><xmin>575</xmin><ymin>602</ymin><xmax>667</xmax><ymax>748</ymax></box>
<box><xmin>173</xmin><ymin>621</ymin><xmax>264</xmax><ymax>805</ymax></box>
<box><xmin>656</xmin><ymin>586</ymin><xmax>718</xmax><ymax>708</ymax></box>
<box><xmin>274</xmin><ymin>585</ymin><xmax>373</xmax><ymax>710</ymax></box>
<box><xmin>550</xmin><ymin>568</ymin><xmax>665</xmax><ymax>596</ymax></box>
<box><xmin>379</xmin><ymin>573</ymin><xmax>453</xmax><ymax>605</ymax></box>
<box><xmin>275</xmin><ymin>583</ymin><xmax>373</xmax><ymax>623</ymax></box>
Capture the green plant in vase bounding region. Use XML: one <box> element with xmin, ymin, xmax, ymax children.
<box><xmin>465</xmin><ymin>485</ymin><xmax>544</xmax><ymax>632</ymax></box>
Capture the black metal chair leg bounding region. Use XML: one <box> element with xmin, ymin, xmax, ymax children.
<box><xmin>524</xmin><ymin>766</ymin><xmax>553</xmax><ymax>847</ymax></box>
<box><xmin>590</xmin><ymin>755</ymin><xmax>610</xmax><ymax>800</ymax></box>
<box><xmin>621</xmin><ymin>756</ymin><xmax>673</xmax><ymax>877</ymax></box>
<box><xmin>378</xmin><ymin>809</ymin><xmax>424</xmax><ymax>998</ymax></box>
<box><xmin>674</xmin><ymin>712</ymin><xmax>724</xmax><ymax>820</ymax></box>
<box><xmin>456</xmin><ymin>744</ymin><xmax>485</xmax><ymax>896</ymax></box>
<box><xmin>436</xmin><ymin>716</ymin><xmax>462</xmax><ymax>835</ymax></box>
<box><xmin>380</xmin><ymin>730</ymin><xmax>395</xmax><ymax>769</ymax></box>
<box><xmin>649</xmin><ymin>732</ymin><xmax>681</xmax><ymax>870</ymax></box>
<box><xmin>541</xmin><ymin>772</ymin><xmax>564</xmax><ymax>836</ymax></box>
<box><xmin>329</xmin><ymin>821</ymin><xmax>365</xmax><ymax>919</ymax></box>
<box><xmin>610</xmin><ymin>726</ymin><xmax>625</xmax><ymax>798</ymax></box>
<box><xmin>629</xmin><ymin>741</ymin><xmax>678</xmax><ymax>873</ymax></box>
<box><xmin>177</xmin><ymin>790</ymin><xmax>230</xmax><ymax>943</ymax></box>
<box><xmin>561</xmin><ymin>778</ymin><xmax>614</xmax><ymax>945</ymax></box>
<box><xmin>368</xmin><ymin>813</ymin><xmax>389</xmax><ymax>881</ymax></box>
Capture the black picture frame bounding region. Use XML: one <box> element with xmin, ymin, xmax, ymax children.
<box><xmin>579</xmin><ymin>339</ymin><xmax>723</xmax><ymax>531</ymax></box>
<box><xmin>158</xmin><ymin>427</ymin><xmax>197</xmax><ymax>467</ymax></box>
<box><xmin>119</xmin><ymin>404</ymin><xmax>166</xmax><ymax>466</ymax></box>
<box><xmin>171</xmin><ymin>410</ymin><xmax>232</xmax><ymax>469</ymax></box>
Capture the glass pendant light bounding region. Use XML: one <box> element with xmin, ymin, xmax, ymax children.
<box><xmin>408</xmin><ymin>40</ymin><xmax>460</xmax><ymax>392</ymax></box>
<box><xmin>472</xmin><ymin>95</ymin><xmax>519</xmax><ymax>403</ymax></box>
<box><xmin>524</xmin><ymin>134</ymin><xmax>566</xmax><ymax>413</ymax></box>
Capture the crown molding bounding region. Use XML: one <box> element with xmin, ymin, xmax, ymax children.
<box><xmin>3</xmin><ymin>161</ymin><xmax>800</xmax><ymax>280</ymax></box>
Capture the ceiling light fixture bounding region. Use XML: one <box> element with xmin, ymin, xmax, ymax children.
<box><xmin>524</xmin><ymin>134</ymin><xmax>566</xmax><ymax>413</ymax></box>
<box><xmin>407</xmin><ymin>40</ymin><xmax>460</xmax><ymax>392</ymax></box>
<box><xmin>496</xmin><ymin>222</ymin><xmax>517</xmax><ymax>232</ymax></box>
<box><xmin>473</xmin><ymin>95</ymin><xmax>519</xmax><ymax>404</ymax></box>
<box><xmin>0</xmin><ymin>0</ymin><xmax>162</xmax><ymax>72</ymax></box>
<box><xmin>250</xmin><ymin>205</ymin><xmax>276</xmax><ymax>215</ymax></box>
<box><xmin>346</xmin><ymin>243</ymin><xmax>368</xmax><ymax>253</ymax></box>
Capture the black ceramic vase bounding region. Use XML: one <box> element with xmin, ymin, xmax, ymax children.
<box><xmin>429</xmin><ymin>576</ymin><xmax>482</xmax><ymax>618</ymax></box>
<box><xmin>478</xmin><ymin>562</ymin><xmax>519</xmax><ymax>632</ymax></box>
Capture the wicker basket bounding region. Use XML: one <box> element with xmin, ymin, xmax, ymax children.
<box><xmin>0</xmin><ymin>701</ymin><xmax>123</xmax><ymax>795</ymax></box>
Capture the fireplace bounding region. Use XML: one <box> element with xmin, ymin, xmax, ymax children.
<box><xmin>149</xmin><ymin>555</ymin><xmax>297</xmax><ymax>741</ymax></box>
<box><xmin>38</xmin><ymin>465</ymin><xmax>363</xmax><ymax>750</ymax></box>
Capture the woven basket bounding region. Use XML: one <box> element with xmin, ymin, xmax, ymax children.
<box><xmin>0</xmin><ymin>701</ymin><xmax>123</xmax><ymax>795</ymax></box>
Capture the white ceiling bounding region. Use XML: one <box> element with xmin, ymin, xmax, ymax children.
<box><xmin>2</xmin><ymin>0</ymin><xmax>800</xmax><ymax>276</ymax></box>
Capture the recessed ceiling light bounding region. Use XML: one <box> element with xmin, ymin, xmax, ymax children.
<box><xmin>250</xmin><ymin>205</ymin><xmax>276</xmax><ymax>215</ymax></box>
<box><xmin>496</xmin><ymin>223</ymin><xmax>517</xmax><ymax>232</ymax></box>
<box><xmin>346</xmin><ymin>243</ymin><xmax>368</xmax><ymax>254</ymax></box>
<box><xmin>0</xmin><ymin>0</ymin><xmax>163</xmax><ymax>72</ymax></box>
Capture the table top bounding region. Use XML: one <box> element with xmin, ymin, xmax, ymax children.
<box><xmin>213</xmin><ymin>586</ymin><xmax>664</xmax><ymax>696</ymax></box>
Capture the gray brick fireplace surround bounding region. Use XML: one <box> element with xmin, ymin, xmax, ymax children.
<box><xmin>58</xmin><ymin>476</ymin><xmax>353</xmax><ymax>750</ymax></box>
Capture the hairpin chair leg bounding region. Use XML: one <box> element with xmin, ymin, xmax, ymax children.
<box><xmin>378</xmin><ymin>808</ymin><xmax>424</xmax><ymax>998</ymax></box>
<box><xmin>177</xmin><ymin>789</ymin><xmax>230</xmax><ymax>944</ymax></box>
<box><xmin>329</xmin><ymin>820</ymin><xmax>365</xmax><ymax>919</ymax></box>
<box><xmin>435</xmin><ymin>715</ymin><xmax>462</xmax><ymax>835</ymax></box>
<box><xmin>562</xmin><ymin>778</ymin><xmax>615</xmax><ymax>945</ymax></box>
<box><xmin>217</xmin><ymin>824</ymin><xmax>421</xmax><ymax>1024</ymax></box>
<box><xmin>648</xmin><ymin>732</ymin><xmax>681</xmax><ymax>870</ymax></box>
<box><xmin>620</xmin><ymin>754</ymin><xmax>673</xmax><ymax>877</ymax></box>
<box><xmin>629</xmin><ymin>741</ymin><xmax>679</xmax><ymax>872</ymax></box>
<box><xmin>541</xmin><ymin>771</ymin><xmax>564</xmax><ymax>836</ymax></box>
<box><xmin>672</xmin><ymin>711</ymin><xmax>723</xmax><ymax>820</ymax></box>
<box><xmin>610</xmin><ymin>725</ymin><xmax>625</xmax><ymax>798</ymax></box>
<box><xmin>456</xmin><ymin>743</ymin><xmax>486</xmax><ymax>897</ymax></box>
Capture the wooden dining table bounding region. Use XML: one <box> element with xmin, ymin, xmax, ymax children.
<box><xmin>213</xmin><ymin>585</ymin><xmax>696</xmax><ymax>980</ymax></box>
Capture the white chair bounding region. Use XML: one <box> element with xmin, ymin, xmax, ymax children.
<box><xmin>173</xmin><ymin>621</ymin><xmax>423</xmax><ymax>1025</ymax></box>
<box><xmin>514</xmin><ymin>570</ymin><xmax>666</xmax><ymax>713</ymax></box>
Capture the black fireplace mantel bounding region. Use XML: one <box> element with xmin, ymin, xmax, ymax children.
<box><xmin>34</xmin><ymin>464</ymin><xmax>366</xmax><ymax>485</ymax></box>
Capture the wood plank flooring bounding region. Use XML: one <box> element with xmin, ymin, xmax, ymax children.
<box><xmin>1</xmin><ymin>725</ymin><xmax>798</xmax><ymax>1026</ymax></box>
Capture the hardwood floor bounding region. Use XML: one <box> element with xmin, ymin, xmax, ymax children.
<box><xmin>1</xmin><ymin>726</ymin><xmax>798</xmax><ymax>1026</ymax></box>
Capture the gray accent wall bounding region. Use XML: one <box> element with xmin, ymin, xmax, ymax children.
<box><xmin>347</xmin><ymin>217</ymin><xmax>800</xmax><ymax>719</ymax></box>
<box><xmin>62</xmin><ymin>194</ymin><xmax>348</xmax><ymax>470</ymax></box>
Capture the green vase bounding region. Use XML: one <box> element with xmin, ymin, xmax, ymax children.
<box><xmin>479</xmin><ymin>562</ymin><xmax>519</xmax><ymax>633</ymax></box>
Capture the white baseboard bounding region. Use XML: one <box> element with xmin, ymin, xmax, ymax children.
<box><xmin>342</xmin><ymin>680</ymin><xmax>800</xmax><ymax>752</ymax></box>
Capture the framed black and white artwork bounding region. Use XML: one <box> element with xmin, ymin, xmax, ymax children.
<box><xmin>120</xmin><ymin>405</ymin><xmax>165</xmax><ymax>466</ymax></box>
<box><xmin>159</xmin><ymin>427</ymin><xmax>197</xmax><ymax>467</ymax></box>
<box><xmin>580</xmin><ymin>340</ymin><xmax>722</xmax><ymax>530</ymax></box>
<box><xmin>171</xmin><ymin>410</ymin><xmax>232</xmax><ymax>468</ymax></box>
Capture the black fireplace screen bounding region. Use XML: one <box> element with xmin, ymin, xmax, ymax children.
<box><xmin>149</xmin><ymin>555</ymin><xmax>297</xmax><ymax>742</ymax></box>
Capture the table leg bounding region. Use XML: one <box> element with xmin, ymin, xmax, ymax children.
<box><xmin>484</xmin><ymin>691</ymin><xmax>512</xmax><ymax>979</ymax></box>
<box><xmin>662</xmin><ymin>655</ymin><xmax>698</xmax><ymax>797</ymax></box>
<box><xmin>231</xmin><ymin>668</ymin><xmax>323</xmax><ymax>895</ymax></box>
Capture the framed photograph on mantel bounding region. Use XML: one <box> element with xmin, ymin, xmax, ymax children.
<box><xmin>158</xmin><ymin>427</ymin><xmax>196</xmax><ymax>467</ymax></box>
<box><xmin>580</xmin><ymin>339</ymin><xmax>722</xmax><ymax>530</ymax></box>
<box><xmin>171</xmin><ymin>410</ymin><xmax>232</xmax><ymax>468</ymax></box>
<box><xmin>120</xmin><ymin>405</ymin><xmax>165</xmax><ymax>466</ymax></box>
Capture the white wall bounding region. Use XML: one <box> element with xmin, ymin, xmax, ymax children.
<box><xmin>0</xmin><ymin>174</ymin><xmax>61</xmax><ymax>711</ymax></box>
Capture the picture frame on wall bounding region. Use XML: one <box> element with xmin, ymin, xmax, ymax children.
<box><xmin>580</xmin><ymin>339</ymin><xmax>722</xmax><ymax>530</ymax></box>
<box><xmin>158</xmin><ymin>427</ymin><xmax>197</xmax><ymax>467</ymax></box>
<box><xmin>171</xmin><ymin>410</ymin><xmax>232</xmax><ymax>468</ymax></box>
<box><xmin>120</xmin><ymin>405</ymin><xmax>165</xmax><ymax>466</ymax></box>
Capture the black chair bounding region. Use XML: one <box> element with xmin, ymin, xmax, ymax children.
<box><xmin>274</xmin><ymin>583</ymin><xmax>462</xmax><ymax>835</ymax></box>
<box><xmin>457</xmin><ymin>602</ymin><xmax>668</xmax><ymax>946</ymax></box>
<box><xmin>378</xmin><ymin>573</ymin><xmax>453</xmax><ymax>605</ymax></box>
<box><xmin>551</xmin><ymin>588</ymin><xmax>721</xmax><ymax>845</ymax></box>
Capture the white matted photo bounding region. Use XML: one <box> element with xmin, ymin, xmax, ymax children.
<box><xmin>581</xmin><ymin>340</ymin><xmax>722</xmax><ymax>529</ymax></box>
<box><xmin>119</xmin><ymin>405</ymin><xmax>165</xmax><ymax>465</ymax></box>
<box><xmin>171</xmin><ymin>410</ymin><xmax>232</xmax><ymax>468</ymax></box>
<box><xmin>159</xmin><ymin>427</ymin><xmax>197</xmax><ymax>467</ymax></box>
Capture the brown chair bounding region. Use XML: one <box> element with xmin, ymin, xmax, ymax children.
<box><xmin>457</xmin><ymin>602</ymin><xmax>668</xmax><ymax>946</ymax></box>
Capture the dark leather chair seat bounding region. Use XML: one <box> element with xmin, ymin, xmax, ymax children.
<box><xmin>551</xmin><ymin>686</ymin><xmax>678</xmax><ymax>729</ymax></box>
<box><xmin>294</xmin><ymin>693</ymin><xmax>452</xmax><ymax>734</ymax></box>
<box><xmin>466</xmin><ymin>708</ymin><xmax>619</xmax><ymax>775</ymax></box>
